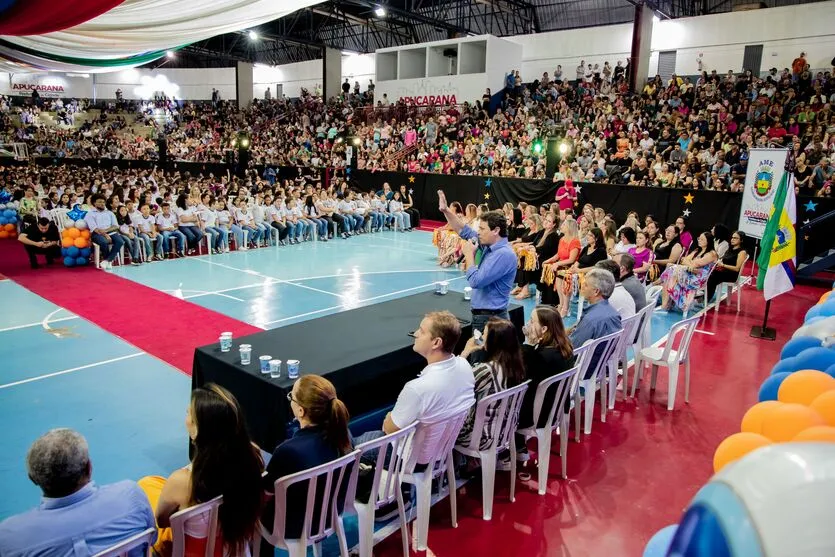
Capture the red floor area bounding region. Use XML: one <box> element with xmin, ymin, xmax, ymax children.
<box><xmin>376</xmin><ymin>283</ymin><xmax>825</xmax><ymax>557</ymax></box>
<box><xmin>0</xmin><ymin>242</ymin><xmax>261</xmax><ymax>374</ymax></box>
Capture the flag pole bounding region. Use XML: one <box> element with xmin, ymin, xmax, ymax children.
<box><xmin>749</xmin><ymin>300</ymin><xmax>776</xmax><ymax>340</ymax></box>
<box><xmin>750</xmin><ymin>145</ymin><xmax>794</xmax><ymax>342</ymax></box>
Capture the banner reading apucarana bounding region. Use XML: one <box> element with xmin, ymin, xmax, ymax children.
<box><xmin>739</xmin><ymin>148</ymin><xmax>789</xmax><ymax>239</ymax></box>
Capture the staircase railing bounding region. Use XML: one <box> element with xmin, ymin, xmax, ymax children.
<box><xmin>387</xmin><ymin>143</ymin><xmax>417</xmax><ymax>164</ymax></box>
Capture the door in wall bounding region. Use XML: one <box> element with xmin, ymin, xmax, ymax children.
<box><xmin>742</xmin><ymin>45</ymin><xmax>764</xmax><ymax>76</ymax></box>
<box><xmin>657</xmin><ymin>50</ymin><xmax>677</xmax><ymax>82</ymax></box>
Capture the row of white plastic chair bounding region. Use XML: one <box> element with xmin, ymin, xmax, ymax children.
<box><xmin>98</xmin><ymin>294</ymin><xmax>706</xmax><ymax>557</ymax></box>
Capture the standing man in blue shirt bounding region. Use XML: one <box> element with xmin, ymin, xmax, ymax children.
<box><xmin>438</xmin><ymin>190</ymin><xmax>517</xmax><ymax>332</ymax></box>
<box><xmin>0</xmin><ymin>429</ymin><xmax>156</xmax><ymax>557</ymax></box>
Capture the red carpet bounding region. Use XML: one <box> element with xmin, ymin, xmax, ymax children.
<box><xmin>375</xmin><ymin>282</ymin><xmax>827</xmax><ymax>556</ymax></box>
<box><xmin>0</xmin><ymin>242</ymin><xmax>261</xmax><ymax>374</ymax></box>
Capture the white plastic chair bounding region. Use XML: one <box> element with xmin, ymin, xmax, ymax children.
<box><xmin>576</xmin><ymin>329</ymin><xmax>622</xmax><ymax>435</ymax></box>
<box><xmin>254</xmin><ymin>449</ymin><xmax>361</xmax><ymax>557</ymax></box>
<box><xmin>401</xmin><ymin>402</ymin><xmax>472</xmax><ymax>552</ymax></box>
<box><xmin>631</xmin><ymin>314</ymin><xmax>701</xmax><ymax>410</ymax></box>
<box><xmin>608</xmin><ymin>313</ymin><xmax>642</xmax><ymax>409</ymax></box>
<box><xmin>169</xmin><ymin>495</ymin><xmax>223</xmax><ymax>557</ymax></box>
<box><xmin>201</xmin><ymin>231</ymin><xmax>214</xmax><ymax>256</ymax></box>
<box><xmin>92</xmin><ymin>528</ymin><xmax>156</xmax><ymax>557</ymax></box>
<box><xmin>625</xmin><ymin>299</ymin><xmax>657</xmax><ymax>399</ymax></box>
<box><xmin>93</xmin><ymin>241</ymin><xmax>125</xmax><ymax>268</ymax></box>
<box><xmin>49</xmin><ymin>208</ymin><xmax>71</xmax><ymax>232</ymax></box>
<box><xmin>713</xmin><ymin>255</ymin><xmax>750</xmax><ymax>314</ymax></box>
<box><xmin>354</xmin><ymin>423</ymin><xmax>417</xmax><ymax>557</ymax></box>
<box><xmin>454</xmin><ymin>380</ymin><xmax>530</xmax><ymax>520</ymax></box>
<box><xmin>517</xmin><ymin>361</ymin><xmax>583</xmax><ymax>494</ymax></box>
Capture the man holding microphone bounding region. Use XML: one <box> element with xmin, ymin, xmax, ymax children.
<box><xmin>438</xmin><ymin>190</ymin><xmax>516</xmax><ymax>332</ymax></box>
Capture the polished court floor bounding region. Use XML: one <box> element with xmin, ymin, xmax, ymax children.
<box><xmin>0</xmin><ymin>229</ymin><xmax>695</xmax><ymax>554</ymax></box>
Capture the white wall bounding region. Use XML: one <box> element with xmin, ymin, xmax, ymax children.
<box><xmin>647</xmin><ymin>2</ymin><xmax>835</xmax><ymax>76</ymax></box>
<box><xmin>509</xmin><ymin>24</ymin><xmax>633</xmax><ymax>81</ymax></box>
<box><xmin>0</xmin><ymin>73</ymin><xmax>93</xmax><ymax>98</ymax></box>
<box><xmin>253</xmin><ymin>54</ymin><xmax>375</xmax><ymax>99</ymax></box>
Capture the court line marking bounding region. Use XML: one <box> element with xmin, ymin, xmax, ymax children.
<box><xmin>364</xmin><ymin>242</ymin><xmax>439</xmax><ymax>256</ymax></box>
<box><xmin>0</xmin><ymin>353</ymin><xmax>144</xmax><ymax>390</ymax></box>
<box><xmin>0</xmin><ymin>315</ymin><xmax>79</xmax><ymax>334</ymax></box>
<box><xmin>164</xmin><ymin>288</ymin><xmax>246</xmax><ymax>303</ymax></box>
<box><xmin>262</xmin><ymin>276</ymin><xmax>468</xmax><ymax>325</ymax></box>
<box><xmin>193</xmin><ymin>259</ymin><xmax>341</xmax><ymax>298</ymax></box>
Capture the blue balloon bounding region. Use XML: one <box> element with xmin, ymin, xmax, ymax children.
<box><xmin>3</xmin><ymin>209</ymin><xmax>13</xmax><ymax>218</ymax></box>
<box><xmin>0</xmin><ymin>217</ymin><xmax>6</xmax><ymax>226</ymax></box>
<box><xmin>793</xmin><ymin>346</ymin><xmax>835</xmax><ymax>372</ymax></box>
<box><xmin>806</xmin><ymin>305</ymin><xmax>823</xmax><ymax>322</ymax></box>
<box><xmin>75</xmin><ymin>257</ymin><xmax>88</xmax><ymax>266</ymax></box>
<box><xmin>63</xmin><ymin>256</ymin><xmax>76</xmax><ymax>267</ymax></box>
<box><xmin>80</xmin><ymin>247</ymin><xmax>91</xmax><ymax>258</ymax></box>
<box><xmin>770</xmin><ymin>357</ymin><xmax>798</xmax><ymax>375</ymax></box>
<box><xmin>826</xmin><ymin>363</ymin><xmax>835</xmax><ymax>380</ymax></box>
<box><xmin>643</xmin><ymin>525</ymin><xmax>678</xmax><ymax>557</ymax></box>
<box><xmin>67</xmin><ymin>246</ymin><xmax>80</xmax><ymax>258</ymax></box>
<box><xmin>807</xmin><ymin>316</ymin><xmax>827</xmax><ymax>325</ymax></box>
<box><xmin>61</xmin><ymin>248</ymin><xmax>69</xmax><ymax>257</ymax></box>
<box><xmin>781</xmin><ymin>336</ymin><xmax>823</xmax><ymax>360</ymax></box>
<box><xmin>817</xmin><ymin>300</ymin><xmax>835</xmax><ymax>318</ymax></box>
<box><xmin>8</xmin><ymin>216</ymin><xmax>16</xmax><ymax>224</ymax></box>
<box><xmin>759</xmin><ymin>372</ymin><xmax>792</xmax><ymax>401</ymax></box>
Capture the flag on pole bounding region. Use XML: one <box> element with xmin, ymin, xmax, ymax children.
<box><xmin>756</xmin><ymin>167</ymin><xmax>796</xmax><ymax>300</ymax></box>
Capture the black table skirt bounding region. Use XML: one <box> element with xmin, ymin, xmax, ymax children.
<box><xmin>192</xmin><ymin>291</ymin><xmax>524</xmax><ymax>451</ymax></box>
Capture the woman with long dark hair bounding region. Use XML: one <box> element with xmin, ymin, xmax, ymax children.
<box><xmin>660</xmin><ymin>231</ymin><xmax>718</xmax><ymax>312</ymax></box>
<box><xmin>458</xmin><ymin>318</ymin><xmax>526</xmax><ymax>448</ymax></box>
<box><xmin>139</xmin><ymin>384</ymin><xmax>264</xmax><ymax>556</ymax></box>
<box><xmin>706</xmin><ymin>230</ymin><xmax>749</xmax><ymax>301</ymax></box>
<box><xmin>263</xmin><ymin>375</ymin><xmax>353</xmax><ymax>540</ymax></box>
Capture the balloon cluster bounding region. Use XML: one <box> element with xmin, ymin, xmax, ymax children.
<box><xmin>60</xmin><ymin>220</ymin><xmax>92</xmax><ymax>267</ymax></box>
<box><xmin>0</xmin><ymin>201</ymin><xmax>20</xmax><ymax>239</ymax></box>
<box><xmin>644</xmin><ymin>286</ymin><xmax>835</xmax><ymax>557</ymax></box>
<box><xmin>712</xmin><ymin>288</ymin><xmax>835</xmax><ymax>473</ymax></box>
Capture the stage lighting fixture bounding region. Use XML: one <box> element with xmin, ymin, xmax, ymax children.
<box><xmin>248</xmin><ymin>30</ymin><xmax>258</xmax><ymax>40</ymax></box>
<box><xmin>558</xmin><ymin>142</ymin><xmax>571</xmax><ymax>155</ymax></box>
<box><xmin>352</xmin><ymin>137</ymin><xmax>362</xmax><ymax>146</ymax></box>
<box><xmin>166</xmin><ymin>51</ymin><xmax>175</xmax><ymax>59</ymax></box>
<box><xmin>532</xmin><ymin>140</ymin><xmax>543</xmax><ymax>154</ymax></box>
<box><xmin>374</xmin><ymin>6</ymin><xmax>386</xmax><ymax>17</ymax></box>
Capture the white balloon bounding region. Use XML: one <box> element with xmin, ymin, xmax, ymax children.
<box><xmin>793</xmin><ymin>316</ymin><xmax>835</xmax><ymax>342</ymax></box>
<box><xmin>11</xmin><ymin>200</ymin><xmax>19</xmax><ymax>208</ymax></box>
<box><xmin>74</xmin><ymin>220</ymin><xmax>88</xmax><ymax>230</ymax></box>
<box><xmin>0</xmin><ymin>204</ymin><xmax>5</xmax><ymax>210</ymax></box>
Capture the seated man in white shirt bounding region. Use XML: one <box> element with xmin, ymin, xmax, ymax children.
<box><xmin>595</xmin><ymin>260</ymin><xmax>636</xmax><ymax>319</ymax></box>
<box><xmin>355</xmin><ymin>311</ymin><xmax>475</xmax><ymax>473</ymax></box>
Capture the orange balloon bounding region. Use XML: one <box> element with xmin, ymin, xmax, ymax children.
<box><xmin>819</xmin><ymin>291</ymin><xmax>833</xmax><ymax>304</ymax></box>
<box><xmin>80</xmin><ymin>230</ymin><xmax>90</xmax><ymax>239</ymax></box>
<box><xmin>3</xmin><ymin>223</ymin><xmax>13</xmax><ymax>231</ymax></box>
<box><xmin>793</xmin><ymin>426</ymin><xmax>835</xmax><ymax>443</ymax></box>
<box><xmin>61</xmin><ymin>237</ymin><xmax>74</xmax><ymax>248</ymax></box>
<box><xmin>0</xmin><ymin>231</ymin><xmax>8</xmax><ymax>239</ymax></box>
<box><xmin>73</xmin><ymin>237</ymin><xmax>87</xmax><ymax>249</ymax></box>
<box><xmin>777</xmin><ymin>370</ymin><xmax>835</xmax><ymax>406</ymax></box>
<box><xmin>66</xmin><ymin>228</ymin><xmax>80</xmax><ymax>239</ymax></box>
<box><xmin>761</xmin><ymin>403</ymin><xmax>826</xmax><ymax>442</ymax></box>
<box><xmin>809</xmin><ymin>390</ymin><xmax>835</xmax><ymax>426</ymax></box>
<box><xmin>741</xmin><ymin>401</ymin><xmax>784</xmax><ymax>434</ymax></box>
<box><xmin>8</xmin><ymin>231</ymin><xmax>16</xmax><ymax>239</ymax></box>
<box><xmin>713</xmin><ymin>432</ymin><xmax>772</xmax><ymax>473</ymax></box>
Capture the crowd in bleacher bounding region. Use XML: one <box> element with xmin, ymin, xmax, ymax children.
<box><xmin>2</xmin><ymin>53</ymin><xmax>833</xmax><ymax>191</ymax></box>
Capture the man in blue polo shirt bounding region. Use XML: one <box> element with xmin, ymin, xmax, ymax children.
<box><xmin>0</xmin><ymin>429</ymin><xmax>156</xmax><ymax>557</ymax></box>
<box><xmin>438</xmin><ymin>190</ymin><xmax>517</xmax><ymax>332</ymax></box>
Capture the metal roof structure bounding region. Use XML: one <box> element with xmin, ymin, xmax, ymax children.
<box><xmin>151</xmin><ymin>0</ymin><xmax>826</xmax><ymax>68</ymax></box>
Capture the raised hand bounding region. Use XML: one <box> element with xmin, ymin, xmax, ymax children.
<box><xmin>437</xmin><ymin>190</ymin><xmax>448</xmax><ymax>212</ymax></box>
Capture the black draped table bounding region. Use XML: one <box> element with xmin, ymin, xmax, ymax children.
<box><xmin>192</xmin><ymin>291</ymin><xmax>524</xmax><ymax>451</ymax></box>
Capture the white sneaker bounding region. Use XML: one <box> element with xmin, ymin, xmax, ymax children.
<box><xmin>100</xmin><ymin>261</ymin><xmax>112</xmax><ymax>270</ymax></box>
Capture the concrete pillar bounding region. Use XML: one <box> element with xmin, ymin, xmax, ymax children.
<box><xmin>629</xmin><ymin>3</ymin><xmax>654</xmax><ymax>94</ymax></box>
<box><xmin>236</xmin><ymin>61</ymin><xmax>254</xmax><ymax>108</ymax></box>
<box><xmin>323</xmin><ymin>48</ymin><xmax>342</xmax><ymax>99</ymax></box>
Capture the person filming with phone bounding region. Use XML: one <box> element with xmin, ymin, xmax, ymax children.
<box><xmin>437</xmin><ymin>190</ymin><xmax>516</xmax><ymax>332</ymax></box>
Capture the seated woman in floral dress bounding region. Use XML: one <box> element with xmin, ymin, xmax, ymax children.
<box><xmin>660</xmin><ymin>231</ymin><xmax>718</xmax><ymax>312</ymax></box>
